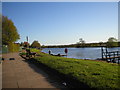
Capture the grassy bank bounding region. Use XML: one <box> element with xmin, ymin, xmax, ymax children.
<box><xmin>23</xmin><ymin>51</ymin><xmax>119</xmax><ymax>89</ymax></box>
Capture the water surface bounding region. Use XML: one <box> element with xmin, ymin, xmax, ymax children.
<box><xmin>42</xmin><ymin>47</ymin><xmax>120</xmax><ymax>60</ymax></box>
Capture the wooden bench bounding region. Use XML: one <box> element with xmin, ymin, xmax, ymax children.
<box><xmin>26</xmin><ymin>49</ymin><xmax>36</xmax><ymax>59</ymax></box>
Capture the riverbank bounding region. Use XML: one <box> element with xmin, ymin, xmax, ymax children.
<box><xmin>25</xmin><ymin>51</ymin><xmax>119</xmax><ymax>89</ymax></box>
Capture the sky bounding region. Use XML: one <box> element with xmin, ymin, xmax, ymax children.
<box><xmin>2</xmin><ymin>2</ymin><xmax>118</xmax><ymax>45</ymax></box>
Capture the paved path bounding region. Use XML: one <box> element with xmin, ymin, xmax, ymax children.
<box><xmin>0</xmin><ymin>62</ymin><xmax>2</xmax><ymax>90</ymax></box>
<box><xmin>2</xmin><ymin>52</ymin><xmax>63</xmax><ymax>89</ymax></box>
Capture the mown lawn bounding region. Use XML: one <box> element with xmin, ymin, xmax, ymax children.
<box><xmin>28</xmin><ymin>51</ymin><xmax>119</xmax><ymax>89</ymax></box>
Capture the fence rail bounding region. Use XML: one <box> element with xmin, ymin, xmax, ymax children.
<box><xmin>101</xmin><ymin>47</ymin><xmax>120</xmax><ymax>64</ymax></box>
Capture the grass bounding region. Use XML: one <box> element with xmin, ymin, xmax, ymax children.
<box><xmin>19</xmin><ymin>52</ymin><xmax>26</xmax><ymax>55</ymax></box>
<box><xmin>20</xmin><ymin>48</ymin><xmax>40</xmax><ymax>55</ymax></box>
<box><xmin>30</xmin><ymin>48</ymin><xmax>40</xmax><ymax>52</ymax></box>
<box><xmin>22</xmin><ymin>49</ymin><xmax>120</xmax><ymax>89</ymax></box>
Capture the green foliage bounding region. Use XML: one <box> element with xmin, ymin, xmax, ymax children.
<box><xmin>20</xmin><ymin>42</ymin><xmax>24</xmax><ymax>46</ymax></box>
<box><xmin>79</xmin><ymin>38</ymin><xmax>85</xmax><ymax>44</ymax></box>
<box><xmin>42</xmin><ymin>37</ymin><xmax>119</xmax><ymax>48</ymax></box>
<box><xmin>32</xmin><ymin>52</ymin><xmax>119</xmax><ymax>89</ymax></box>
<box><xmin>8</xmin><ymin>43</ymin><xmax>20</xmax><ymax>52</ymax></box>
<box><xmin>19</xmin><ymin>52</ymin><xmax>26</xmax><ymax>55</ymax></box>
<box><xmin>76</xmin><ymin>38</ymin><xmax>86</xmax><ymax>47</ymax></box>
<box><xmin>30</xmin><ymin>48</ymin><xmax>40</xmax><ymax>52</ymax></box>
<box><xmin>2</xmin><ymin>16</ymin><xmax>20</xmax><ymax>45</ymax></box>
<box><xmin>2</xmin><ymin>43</ymin><xmax>20</xmax><ymax>53</ymax></box>
<box><xmin>108</xmin><ymin>37</ymin><xmax>117</xmax><ymax>42</ymax></box>
<box><xmin>107</xmin><ymin>37</ymin><xmax>118</xmax><ymax>47</ymax></box>
<box><xmin>2</xmin><ymin>45</ymin><xmax>8</xmax><ymax>53</ymax></box>
<box><xmin>31</xmin><ymin>40</ymin><xmax>41</xmax><ymax>48</ymax></box>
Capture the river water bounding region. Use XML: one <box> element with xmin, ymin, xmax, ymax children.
<box><xmin>42</xmin><ymin>47</ymin><xmax>120</xmax><ymax>60</ymax></box>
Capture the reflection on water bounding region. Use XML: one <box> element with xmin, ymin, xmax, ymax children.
<box><xmin>42</xmin><ymin>47</ymin><xmax>120</xmax><ymax>60</ymax></box>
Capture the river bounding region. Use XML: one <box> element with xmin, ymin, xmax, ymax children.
<box><xmin>42</xmin><ymin>47</ymin><xmax>120</xmax><ymax>60</ymax></box>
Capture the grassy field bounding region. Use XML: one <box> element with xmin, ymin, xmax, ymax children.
<box><xmin>22</xmin><ymin>49</ymin><xmax>120</xmax><ymax>89</ymax></box>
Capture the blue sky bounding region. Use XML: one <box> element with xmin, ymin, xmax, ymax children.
<box><xmin>2</xmin><ymin>2</ymin><xmax>118</xmax><ymax>45</ymax></box>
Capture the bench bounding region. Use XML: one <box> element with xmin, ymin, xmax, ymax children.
<box><xmin>26</xmin><ymin>49</ymin><xmax>36</xmax><ymax>59</ymax></box>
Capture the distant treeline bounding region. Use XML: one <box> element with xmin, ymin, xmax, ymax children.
<box><xmin>41</xmin><ymin>42</ymin><xmax>120</xmax><ymax>48</ymax></box>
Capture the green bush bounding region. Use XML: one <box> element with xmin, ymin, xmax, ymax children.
<box><xmin>2</xmin><ymin>45</ymin><xmax>8</xmax><ymax>53</ymax></box>
<box><xmin>8</xmin><ymin>43</ymin><xmax>20</xmax><ymax>52</ymax></box>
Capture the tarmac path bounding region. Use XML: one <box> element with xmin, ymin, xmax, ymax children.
<box><xmin>2</xmin><ymin>52</ymin><xmax>64</xmax><ymax>89</ymax></box>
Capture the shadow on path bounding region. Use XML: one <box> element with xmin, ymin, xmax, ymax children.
<box><xmin>21</xmin><ymin>58</ymin><xmax>67</xmax><ymax>89</ymax></box>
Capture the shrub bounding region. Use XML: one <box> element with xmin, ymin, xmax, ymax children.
<box><xmin>8</xmin><ymin>43</ymin><xmax>20</xmax><ymax>52</ymax></box>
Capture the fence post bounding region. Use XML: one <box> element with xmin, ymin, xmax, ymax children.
<box><xmin>105</xmin><ymin>47</ymin><xmax>108</xmax><ymax>61</ymax></box>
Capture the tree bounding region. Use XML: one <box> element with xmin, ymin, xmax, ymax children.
<box><xmin>2</xmin><ymin>16</ymin><xmax>20</xmax><ymax>45</ymax></box>
<box><xmin>31</xmin><ymin>41</ymin><xmax>41</xmax><ymax>48</ymax></box>
<box><xmin>108</xmin><ymin>37</ymin><xmax>117</xmax><ymax>42</ymax></box>
<box><xmin>76</xmin><ymin>38</ymin><xmax>85</xmax><ymax>47</ymax></box>
<box><xmin>107</xmin><ymin>37</ymin><xmax>118</xmax><ymax>47</ymax></box>
<box><xmin>79</xmin><ymin>38</ymin><xmax>85</xmax><ymax>44</ymax></box>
